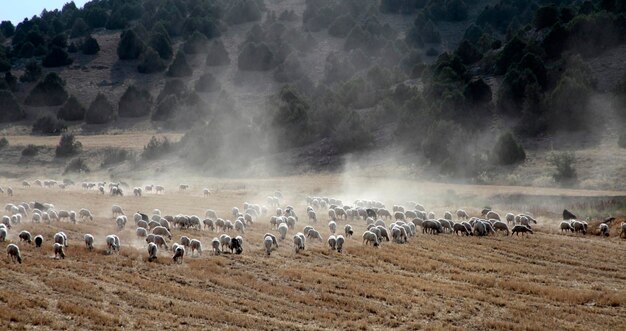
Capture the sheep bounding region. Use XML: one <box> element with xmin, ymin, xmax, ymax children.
<box><xmin>307</xmin><ymin>229</ymin><xmax>323</xmax><ymax>241</ymax></box>
<box><xmin>362</xmin><ymin>231</ymin><xmax>380</xmax><ymax>247</ymax></box>
<box><xmin>152</xmin><ymin>226</ymin><xmax>172</xmax><ymax>240</ymax></box>
<box><xmin>492</xmin><ymin>221</ymin><xmax>510</xmax><ymax>236</ymax></box>
<box><xmin>294</xmin><ymin>233</ymin><xmax>306</xmax><ymax>253</ymax></box>
<box><xmin>84</xmin><ymin>234</ymin><xmax>94</xmax><ymax>250</ymax></box>
<box><xmin>212</xmin><ymin>238</ymin><xmax>221</xmax><ymax>255</ymax></box>
<box><xmin>278</xmin><ymin>223</ymin><xmax>288</xmax><ymax>240</ymax></box>
<box><xmin>328</xmin><ymin>221</ymin><xmax>337</xmax><ymax>234</ymax></box>
<box><xmin>438</xmin><ymin>219</ymin><xmax>453</xmax><ymax>233</ymax></box>
<box><xmin>344</xmin><ymin>224</ymin><xmax>354</xmax><ymax>238</ymax></box>
<box><xmin>572</xmin><ymin>220</ymin><xmax>587</xmax><ymax>234</ymax></box>
<box><xmin>7</xmin><ymin>244</ymin><xmax>22</xmax><ymax>263</ymax></box>
<box><xmin>53</xmin><ymin>243</ymin><xmax>66</xmax><ymax>259</ymax></box>
<box><xmin>334</xmin><ymin>235</ymin><xmax>345</xmax><ymax>253</ymax></box>
<box><xmin>505</xmin><ymin>213</ymin><xmax>515</xmax><ymax>225</ymax></box>
<box><xmin>391</xmin><ymin>226</ymin><xmax>405</xmax><ymax>243</ymax></box>
<box><xmin>147</xmin><ymin>242</ymin><xmax>158</xmax><ymax>262</ymax></box>
<box><xmin>560</xmin><ymin>221</ymin><xmax>574</xmax><ymax>233</ymax></box>
<box><xmin>219</xmin><ymin>234</ymin><xmax>231</xmax><ymax>252</ymax></box>
<box><xmin>190</xmin><ymin>239</ymin><xmax>202</xmax><ymax>256</ymax></box>
<box><xmin>58</xmin><ymin>210</ymin><xmax>70</xmax><ymax>221</ymax></box>
<box><xmin>230</xmin><ymin>236</ymin><xmax>243</xmax><ymax>254</ymax></box>
<box><xmin>619</xmin><ymin>223</ymin><xmax>626</xmax><ymax>238</ymax></box>
<box><xmin>215</xmin><ymin>218</ymin><xmax>225</xmax><ymax>231</ymax></box>
<box><xmin>328</xmin><ymin>209</ymin><xmax>337</xmax><ymax>221</ymax></box>
<box><xmin>180</xmin><ymin>236</ymin><xmax>191</xmax><ymax>248</ymax></box>
<box><xmin>232</xmin><ymin>207</ymin><xmax>240</xmax><ymax>218</ymax></box>
<box><xmin>486</xmin><ymin>211</ymin><xmax>501</xmax><ymax>221</ymax></box>
<box><xmin>22</xmin><ymin>181</ymin><xmax>30</xmax><ymax>187</ymax></box>
<box><xmin>377</xmin><ymin>226</ymin><xmax>390</xmax><ymax>242</ymax></box>
<box><xmin>235</xmin><ymin>219</ymin><xmax>245</xmax><ymax>234</ymax></box>
<box><xmin>286</xmin><ymin>216</ymin><xmax>296</xmax><ymax>229</ymax></box>
<box><xmin>133</xmin><ymin>187</ymin><xmax>143</xmax><ymax>197</ymax></box>
<box><xmin>599</xmin><ymin>223</ymin><xmax>609</xmax><ymax>237</ymax></box>
<box><xmin>328</xmin><ymin>235</ymin><xmax>337</xmax><ymax>250</ymax></box>
<box><xmin>42</xmin><ymin>212</ymin><xmax>51</xmax><ymax>224</ymax></box>
<box><xmin>159</xmin><ymin>219</ymin><xmax>171</xmax><ymax>230</ymax></box>
<box><xmin>7</xmin><ymin>187</ymin><xmax>13</xmax><ymax>196</ymax></box>
<box><xmin>263</xmin><ymin>236</ymin><xmax>274</xmax><ymax>256</ymax></box>
<box><xmin>203</xmin><ymin>218</ymin><xmax>215</xmax><ymax>231</ymax></box>
<box><xmin>11</xmin><ymin>214</ymin><xmax>22</xmax><ymax>225</ymax></box>
<box><xmin>394</xmin><ymin>212</ymin><xmax>406</xmax><ymax>221</ymax></box>
<box><xmin>453</xmin><ymin>223</ymin><xmax>470</xmax><ymax>236</ymax></box>
<box><xmin>172</xmin><ymin>245</ymin><xmax>185</xmax><ymax>263</ymax></box>
<box><xmin>472</xmin><ymin>221</ymin><xmax>488</xmax><ymax>236</ymax></box>
<box><xmin>19</xmin><ymin>230</ymin><xmax>32</xmax><ymax>244</ymax></box>
<box><xmin>112</xmin><ymin>205</ymin><xmax>125</xmax><ymax>217</ymax></box>
<box><xmin>116</xmin><ymin>215</ymin><xmax>127</xmax><ymax>231</ymax></box>
<box><xmin>444</xmin><ymin>211</ymin><xmax>453</xmax><ymax>221</ymax></box>
<box><xmin>34</xmin><ymin>234</ymin><xmax>43</xmax><ymax>247</ymax></box>
<box><xmin>422</xmin><ymin>220</ymin><xmax>443</xmax><ymax>234</ymax></box>
<box><xmin>79</xmin><ymin>208</ymin><xmax>94</xmax><ymax>221</ymax></box>
<box><xmin>154</xmin><ymin>235</ymin><xmax>168</xmax><ymax>249</ymax></box>
<box><xmin>456</xmin><ymin>209</ymin><xmax>469</xmax><ymax>220</ymax></box>
<box><xmin>0</xmin><ymin>228</ymin><xmax>7</xmax><ymax>242</ymax></box>
<box><xmin>511</xmin><ymin>225</ymin><xmax>534</xmax><ymax>236</ymax></box>
<box><xmin>1</xmin><ymin>215</ymin><xmax>11</xmax><ymax>228</ymax></box>
<box><xmin>155</xmin><ymin>185</ymin><xmax>165</xmax><ymax>194</ymax></box>
<box><xmin>105</xmin><ymin>235</ymin><xmax>120</xmax><ymax>254</ymax></box>
<box><xmin>203</xmin><ymin>188</ymin><xmax>210</xmax><ymax>197</ymax></box>
<box><xmin>308</xmin><ymin>210</ymin><xmax>317</xmax><ymax>223</ymax></box>
<box><xmin>223</xmin><ymin>220</ymin><xmax>234</xmax><ymax>232</ymax></box>
<box><xmin>153</xmin><ymin>209</ymin><xmax>161</xmax><ymax>216</ymax></box>
<box><xmin>133</xmin><ymin>213</ymin><xmax>143</xmax><ymax>224</ymax></box>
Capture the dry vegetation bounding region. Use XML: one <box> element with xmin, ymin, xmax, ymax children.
<box><xmin>0</xmin><ymin>175</ymin><xmax>625</xmax><ymax>330</ymax></box>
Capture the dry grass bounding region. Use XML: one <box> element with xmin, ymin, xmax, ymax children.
<box><xmin>0</xmin><ymin>175</ymin><xmax>625</xmax><ymax>330</ymax></box>
<box><xmin>5</xmin><ymin>133</ymin><xmax>183</xmax><ymax>150</ymax></box>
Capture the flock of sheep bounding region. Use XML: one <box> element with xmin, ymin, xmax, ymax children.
<box><xmin>2</xmin><ymin>184</ymin><xmax>625</xmax><ymax>265</ymax></box>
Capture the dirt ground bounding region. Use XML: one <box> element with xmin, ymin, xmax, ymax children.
<box><xmin>0</xmin><ymin>175</ymin><xmax>625</xmax><ymax>330</ymax></box>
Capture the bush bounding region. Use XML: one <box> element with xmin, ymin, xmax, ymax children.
<box><xmin>85</xmin><ymin>93</ymin><xmax>115</xmax><ymax>124</ymax></box>
<box><xmin>24</xmin><ymin>72</ymin><xmax>68</xmax><ymax>106</ymax></box>
<box><xmin>117</xmin><ymin>29</ymin><xmax>144</xmax><ymax>60</ymax></box>
<box><xmin>225</xmin><ymin>0</ymin><xmax>262</xmax><ymax>25</ymax></box>
<box><xmin>534</xmin><ymin>5</ymin><xmax>559</xmax><ymax>30</ymax></box>
<box><xmin>70</xmin><ymin>18</ymin><xmax>90</xmax><ymax>38</ymax></box>
<box><xmin>152</xmin><ymin>95</ymin><xmax>178</xmax><ymax>121</ymax></box>
<box><xmin>22</xmin><ymin>144</ymin><xmax>40</xmax><ymax>157</ymax></box>
<box><xmin>149</xmin><ymin>32</ymin><xmax>173</xmax><ymax>60</ymax></box>
<box><xmin>464</xmin><ymin>78</ymin><xmax>492</xmax><ymax>105</ymax></box>
<box><xmin>32</xmin><ymin>114</ymin><xmax>67</xmax><ymax>135</ymax></box>
<box><xmin>63</xmin><ymin>158</ymin><xmax>90</xmax><ymax>174</ymax></box>
<box><xmin>137</xmin><ymin>47</ymin><xmax>166</xmax><ymax>74</ymax></box>
<box><xmin>194</xmin><ymin>73</ymin><xmax>220</xmax><ymax>92</ymax></box>
<box><xmin>118</xmin><ymin>85</ymin><xmax>153</xmax><ymax>117</ymax></box>
<box><xmin>183</xmin><ymin>31</ymin><xmax>209</xmax><ymax>54</ymax></box>
<box><xmin>84</xmin><ymin>7</ymin><xmax>108</xmax><ymax>28</ymax></box>
<box><xmin>328</xmin><ymin>15</ymin><xmax>356</xmax><ymax>38</ymax></box>
<box><xmin>166</xmin><ymin>51</ymin><xmax>193</xmax><ymax>77</ymax></box>
<box><xmin>55</xmin><ymin>133</ymin><xmax>82</xmax><ymax>157</ymax></box>
<box><xmin>549</xmin><ymin>151</ymin><xmax>577</xmax><ymax>186</ymax></box>
<box><xmin>157</xmin><ymin>79</ymin><xmax>187</xmax><ymax>103</ymax></box>
<box><xmin>57</xmin><ymin>95</ymin><xmax>86</xmax><ymax>121</ymax></box>
<box><xmin>19</xmin><ymin>60</ymin><xmax>42</xmax><ymax>82</ymax></box>
<box><xmin>42</xmin><ymin>46</ymin><xmax>73</xmax><ymax>67</ymax></box>
<box><xmin>101</xmin><ymin>148</ymin><xmax>134</xmax><ymax>167</ymax></box>
<box><xmin>81</xmin><ymin>36</ymin><xmax>100</xmax><ymax>55</ymax></box>
<box><xmin>492</xmin><ymin>132</ymin><xmax>525</xmax><ymax>165</ymax></box>
<box><xmin>238</xmin><ymin>42</ymin><xmax>274</xmax><ymax>71</ymax></box>
<box><xmin>206</xmin><ymin>40</ymin><xmax>231</xmax><ymax>66</ymax></box>
<box><xmin>619</xmin><ymin>133</ymin><xmax>626</xmax><ymax>148</ymax></box>
<box><xmin>142</xmin><ymin>136</ymin><xmax>172</xmax><ymax>160</ymax></box>
<box><xmin>0</xmin><ymin>21</ymin><xmax>14</xmax><ymax>37</ymax></box>
<box><xmin>67</xmin><ymin>42</ymin><xmax>78</xmax><ymax>53</ymax></box>
<box><xmin>0</xmin><ymin>137</ymin><xmax>7</xmax><ymax>149</ymax></box>
<box><xmin>0</xmin><ymin>90</ymin><xmax>24</xmax><ymax>122</ymax></box>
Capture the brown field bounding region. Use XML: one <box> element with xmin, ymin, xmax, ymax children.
<box><xmin>1</xmin><ymin>175</ymin><xmax>625</xmax><ymax>330</ymax></box>
<box><xmin>4</xmin><ymin>133</ymin><xmax>184</xmax><ymax>150</ymax></box>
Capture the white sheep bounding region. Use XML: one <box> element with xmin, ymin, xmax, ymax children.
<box><xmin>105</xmin><ymin>235</ymin><xmax>120</xmax><ymax>254</ymax></box>
<box><xmin>112</xmin><ymin>205</ymin><xmax>125</xmax><ymax>217</ymax></box>
<box><xmin>492</xmin><ymin>221</ymin><xmax>510</xmax><ymax>235</ymax></box>
<box><xmin>328</xmin><ymin>221</ymin><xmax>337</xmax><ymax>234</ymax></box>
<box><xmin>211</xmin><ymin>238</ymin><xmax>221</xmax><ymax>255</ymax></box>
<box><xmin>362</xmin><ymin>231</ymin><xmax>379</xmax><ymax>247</ymax></box>
<box><xmin>190</xmin><ymin>239</ymin><xmax>202</xmax><ymax>256</ymax></box>
<box><xmin>327</xmin><ymin>235</ymin><xmax>337</xmax><ymax>250</ymax></box>
<box><xmin>235</xmin><ymin>219</ymin><xmax>245</xmax><ymax>234</ymax></box>
<box><xmin>344</xmin><ymin>224</ymin><xmax>353</xmax><ymax>238</ymax></box>
<box><xmin>154</xmin><ymin>235</ymin><xmax>168</xmax><ymax>249</ymax></box>
<box><xmin>116</xmin><ymin>215</ymin><xmax>127</xmax><ymax>231</ymax></box>
<box><xmin>152</xmin><ymin>226</ymin><xmax>172</xmax><ymax>240</ymax></box>
<box><xmin>180</xmin><ymin>236</ymin><xmax>191</xmax><ymax>248</ymax></box>
<box><xmin>219</xmin><ymin>234</ymin><xmax>231</xmax><ymax>252</ymax></box>
<box><xmin>336</xmin><ymin>235</ymin><xmax>345</xmax><ymax>253</ymax></box>
<box><xmin>172</xmin><ymin>245</ymin><xmax>185</xmax><ymax>263</ymax></box>
<box><xmin>54</xmin><ymin>232</ymin><xmax>68</xmax><ymax>247</ymax></box>
<box><xmin>278</xmin><ymin>223</ymin><xmax>288</xmax><ymax>240</ymax></box>
<box><xmin>147</xmin><ymin>242</ymin><xmax>158</xmax><ymax>262</ymax></box>
<box><xmin>293</xmin><ymin>233</ymin><xmax>305</xmax><ymax>253</ymax></box>
<box><xmin>79</xmin><ymin>208</ymin><xmax>94</xmax><ymax>221</ymax></box>
<box><xmin>53</xmin><ymin>243</ymin><xmax>66</xmax><ymax>259</ymax></box>
<box><xmin>19</xmin><ymin>230</ymin><xmax>32</xmax><ymax>244</ymax></box>
<box><xmin>263</xmin><ymin>235</ymin><xmax>274</xmax><ymax>256</ymax></box>
<box><xmin>0</xmin><ymin>228</ymin><xmax>7</xmax><ymax>242</ymax></box>
<box><xmin>7</xmin><ymin>244</ymin><xmax>22</xmax><ymax>263</ymax></box>
<box><xmin>599</xmin><ymin>223</ymin><xmax>609</xmax><ymax>237</ymax></box>
<box><xmin>560</xmin><ymin>221</ymin><xmax>574</xmax><ymax>232</ymax></box>
<box><xmin>84</xmin><ymin>234</ymin><xmax>94</xmax><ymax>250</ymax></box>
<box><xmin>307</xmin><ymin>229</ymin><xmax>322</xmax><ymax>241</ymax></box>
<box><xmin>205</xmin><ymin>209</ymin><xmax>217</xmax><ymax>220</ymax></box>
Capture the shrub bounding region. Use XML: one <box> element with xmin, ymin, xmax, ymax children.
<box><xmin>63</xmin><ymin>158</ymin><xmax>90</xmax><ymax>174</ymax></box>
<box><xmin>225</xmin><ymin>0</ymin><xmax>262</xmax><ymax>25</ymax></box>
<box><xmin>55</xmin><ymin>133</ymin><xmax>82</xmax><ymax>157</ymax></box>
<box><xmin>67</xmin><ymin>42</ymin><xmax>78</xmax><ymax>53</ymax></box>
<box><xmin>142</xmin><ymin>136</ymin><xmax>172</xmax><ymax>160</ymax></box>
<box><xmin>464</xmin><ymin>78</ymin><xmax>492</xmax><ymax>105</ymax></box>
<box><xmin>118</xmin><ymin>85</ymin><xmax>153</xmax><ymax>117</ymax></box>
<box><xmin>152</xmin><ymin>95</ymin><xmax>178</xmax><ymax>121</ymax></box>
<box><xmin>101</xmin><ymin>148</ymin><xmax>134</xmax><ymax>167</ymax></box>
<box><xmin>57</xmin><ymin>95</ymin><xmax>86</xmax><ymax>121</ymax></box>
<box><xmin>85</xmin><ymin>93</ymin><xmax>115</xmax><ymax>124</ymax></box>
<box><xmin>32</xmin><ymin>114</ymin><xmax>67</xmax><ymax>135</ymax></box>
<box><xmin>157</xmin><ymin>79</ymin><xmax>187</xmax><ymax>103</ymax></box>
<box><xmin>194</xmin><ymin>73</ymin><xmax>220</xmax><ymax>92</ymax></box>
<box><xmin>24</xmin><ymin>72</ymin><xmax>68</xmax><ymax>106</ymax></box>
<box><xmin>455</xmin><ymin>40</ymin><xmax>482</xmax><ymax>65</ymax></box>
<box><xmin>137</xmin><ymin>47</ymin><xmax>166</xmax><ymax>74</ymax></box>
<box><xmin>21</xmin><ymin>144</ymin><xmax>40</xmax><ymax>157</ymax></box>
<box><xmin>492</xmin><ymin>132</ymin><xmax>525</xmax><ymax>165</ymax></box>
<box><xmin>49</xmin><ymin>34</ymin><xmax>68</xmax><ymax>49</ymax></box>
<box><xmin>42</xmin><ymin>46</ymin><xmax>73</xmax><ymax>67</ymax></box>
<box><xmin>549</xmin><ymin>151</ymin><xmax>577</xmax><ymax>186</ymax></box>
<box><xmin>206</xmin><ymin>40</ymin><xmax>231</xmax><ymax>66</ymax></box>
<box><xmin>81</xmin><ymin>36</ymin><xmax>100</xmax><ymax>55</ymax></box>
<box><xmin>19</xmin><ymin>60</ymin><xmax>42</xmax><ymax>82</ymax></box>
<box><xmin>166</xmin><ymin>51</ymin><xmax>193</xmax><ymax>77</ymax></box>
<box><xmin>0</xmin><ymin>137</ymin><xmax>7</xmax><ymax>149</ymax></box>
<box><xmin>183</xmin><ymin>31</ymin><xmax>209</xmax><ymax>54</ymax></box>
<box><xmin>70</xmin><ymin>18</ymin><xmax>90</xmax><ymax>38</ymax></box>
<box><xmin>619</xmin><ymin>133</ymin><xmax>626</xmax><ymax>148</ymax></box>
<box><xmin>534</xmin><ymin>5</ymin><xmax>559</xmax><ymax>30</ymax></box>
<box><xmin>328</xmin><ymin>15</ymin><xmax>356</xmax><ymax>38</ymax></box>
<box><xmin>117</xmin><ymin>29</ymin><xmax>144</xmax><ymax>60</ymax></box>
<box><xmin>0</xmin><ymin>21</ymin><xmax>14</xmax><ymax>37</ymax></box>
<box><xmin>0</xmin><ymin>90</ymin><xmax>24</xmax><ymax>122</ymax></box>
<box><xmin>238</xmin><ymin>42</ymin><xmax>274</xmax><ymax>71</ymax></box>
<box><xmin>149</xmin><ymin>32</ymin><xmax>173</xmax><ymax>60</ymax></box>
<box><xmin>84</xmin><ymin>7</ymin><xmax>108</xmax><ymax>28</ymax></box>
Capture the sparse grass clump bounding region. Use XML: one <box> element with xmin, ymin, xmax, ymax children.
<box><xmin>101</xmin><ymin>148</ymin><xmax>134</xmax><ymax>167</ymax></box>
<box><xmin>21</xmin><ymin>144</ymin><xmax>40</xmax><ymax>156</ymax></box>
<box><xmin>549</xmin><ymin>151</ymin><xmax>577</xmax><ymax>187</ymax></box>
<box><xmin>32</xmin><ymin>114</ymin><xmax>67</xmax><ymax>135</ymax></box>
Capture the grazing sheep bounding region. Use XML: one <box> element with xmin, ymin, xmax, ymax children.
<box><xmin>456</xmin><ymin>209</ymin><xmax>469</xmax><ymax>220</ymax></box>
<box><xmin>619</xmin><ymin>223</ymin><xmax>626</xmax><ymax>238</ymax></box>
<box><xmin>84</xmin><ymin>234</ymin><xmax>94</xmax><ymax>250</ymax></box>
<box><xmin>19</xmin><ymin>230</ymin><xmax>32</xmax><ymax>244</ymax></box>
<box><xmin>362</xmin><ymin>231</ymin><xmax>380</xmax><ymax>247</ymax></box>
<box><xmin>152</xmin><ymin>226</ymin><xmax>172</xmax><ymax>240</ymax></box>
<box><xmin>472</xmin><ymin>221</ymin><xmax>488</xmax><ymax>236</ymax></box>
<box><xmin>505</xmin><ymin>213</ymin><xmax>515</xmax><ymax>225</ymax></box>
<box><xmin>230</xmin><ymin>236</ymin><xmax>243</xmax><ymax>254</ymax></box>
<box><xmin>572</xmin><ymin>220</ymin><xmax>587</xmax><ymax>235</ymax></box>
<box><xmin>137</xmin><ymin>220</ymin><xmax>149</xmax><ymax>230</ymax></box>
<box><xmin>215</xmin><ymin>218</ymin><xmax>225</xmax><ymax>231</ymax></box>
<box><xmin>235</xmin><ymin>219</ymin><xmax>245</xmax><ymax>234</ymax></box>
<box><xmin>219</xmin><ymin>234</ymin><xmax>232</xmax><ymax>252</ymax></box>
<box><xmin>133</xmin><ymin>187</ymin><xmax>142</xmax><ymax>197</ymax></box>
<box><xmin>336</xmin><ymin>235</ymin><xmax>345</xmax><ymax>253</ymax></box>
<box><xmin>0</xmin><ymin>228</ymin><xmax>7</xmax><ymax>242</ymax></box>
<box><xmin>453</xmin><ymin>223</ymin><xmax>470</xmax><ymax>236</ymax></box>
<box><xmin>212</xmin><ymin>238</ymin><xmax>221</xmax><ymax>255</ymax></box>
<box><xmin>294</xmin><ymin>233</ymin><xmax>305</xmax><ymax>253</ymax></box>
<box><xmin>560</xmin><ymin>221</ymin><xmax>574</xmax><ymax>233</ymax></box>
<box><xmin>422</xmin><ymin>220</ymin><xmax>443</xmax><ymax>234</ymax></box>
<box><xmin>6</xmin><ymin>187</ymin><xmax>13</xmax><ymax>196</ymax></box>
<box><xmin>328</xmin><ymin>221</ymin><xmax>337</xmax><ymax>234</ymax></box>
<box><xmin>147</xmin><ymin>242</ymin><xmax>158</xmax><ymax>262</ymax></box>
<box><xmin>308</xmin><ymin>210</ymin><xmax>317</xmax><ymax>223</ymax></box>
<box><xmin>599</xmin><ymin>223</ymin><xmax>609</xmax><ymax>237</ymax></box>
<box><xmin>511</xmin><ymin>225</ymin><xmax>534</xmax><ymax>236</ymax></box>
<box><xmin>264</xmin><ymin>236</ymin><xmax>274</xmax><ymax>256</ymax></box>
<box><xmin>111</xmin><ymin>205</ymin><xmax>125</xmax><ymax>218</ymax></box>
<box><xmin>203</xmin><ymin>188</ymin><xmax>210</xmax><ymax>197</ymax></box>
<box><xmin>394</xmin><ymin>212</ymin><xmax>406</xmax><ymax>221</ymax></box>
<box><xmin>486</xmin><ymin>211</ymin><xmax>501</xmax><ymax>221</ymax></box>
<box><xmin>180</xmin><ymin>236</ymin><xmax>191</xmax><ymax>248</ymax></box>
<box><xmin>444</xmin><ymin>211</ymin><xmax>453</xmax><ymax>221</ymax></box>
<box><xmin>155</xmin><ymin>185</ymin><xmax>165</xmax><ymax>194</ymax></box>
<box><xmin>328</xmin><ymin>235</ymin><xmax>337</xmax><ymax>250</ymax></box>
<box><xmin>116</xmin><ymin>215</ymin><xmax>127</xmax><ymax>231</ymax></box>
<box><xmin>328</xmin><ymin>209</ymin><xmax>337</xmax><ymax>221</ymax></box>
<box><xmin>53</xmin><ymin>243</ymin><xmax>65</xmax><ymax>259</ymax></box>
<box><xmin>79</xmin><ymin>208</ymin><xmax>94</xmax><ymax>221</ymax></box>
<box><xmin>493</xmin><ymin>221</ymin><xmax>510</xmax><ymax>236</ymax></box>
<box><xmin>223</xmin><ymin>220</ymin><xmax>234</xmax><ymax>232</ymax></box>
<box><xmin>203</xmin><ymin>218</ymin><xmax>215</xmax><ymax>231</ymax></box>
<box><xmin>173</xmin><ymin>246</ymin><xmax>185</xmax><ymax>263</ymax></box>
<box><xmin>205</xmin><ymin>209</ymin><xmax>218</xmax><ymax>220</ymax></box>
<box><xmin>307</xmin><ymin>229</ymin><xmax>323</xmax><ymax>241</ymax></box>
<box><xmin>278</xmin><ymin>223</ymin><xmax>288</xmax><ymax>240</ymax></box>
<box><xmin>7</xmin><ymin>244</ymin><xmax>22</xmax><ymax>263</ymax></box>
<box><xmin>105</xmin><ymin>235</ymin><xmax>120</xmax><ymax>254</ymax></box>
<box><xmin>154</xmin><ymin>235</ymin><xmax>168</xmax><ymax>249</ymax></box>
<box><xmin>344</xmin><ymin>224</ymin><xmax>354</xmax><ymax>238</ymax></box>
<box><xmin>190</xmin><ymin>239</ymin><xmax>202</xmax><ymax>256</ymax></box>
<box><xmin>34</xmin><ymin>235</ymin><xmax>43</xmax><ymax>247</ymax></box>
<box><xmin>153</xmin><ymin>209</ymin><xmax>161</xmax><ymax>216</ymax></box>
<box><xmin>377</xmin><ymin>226</ymin><xmax>390</xmax><ymax>242</ymax></box>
